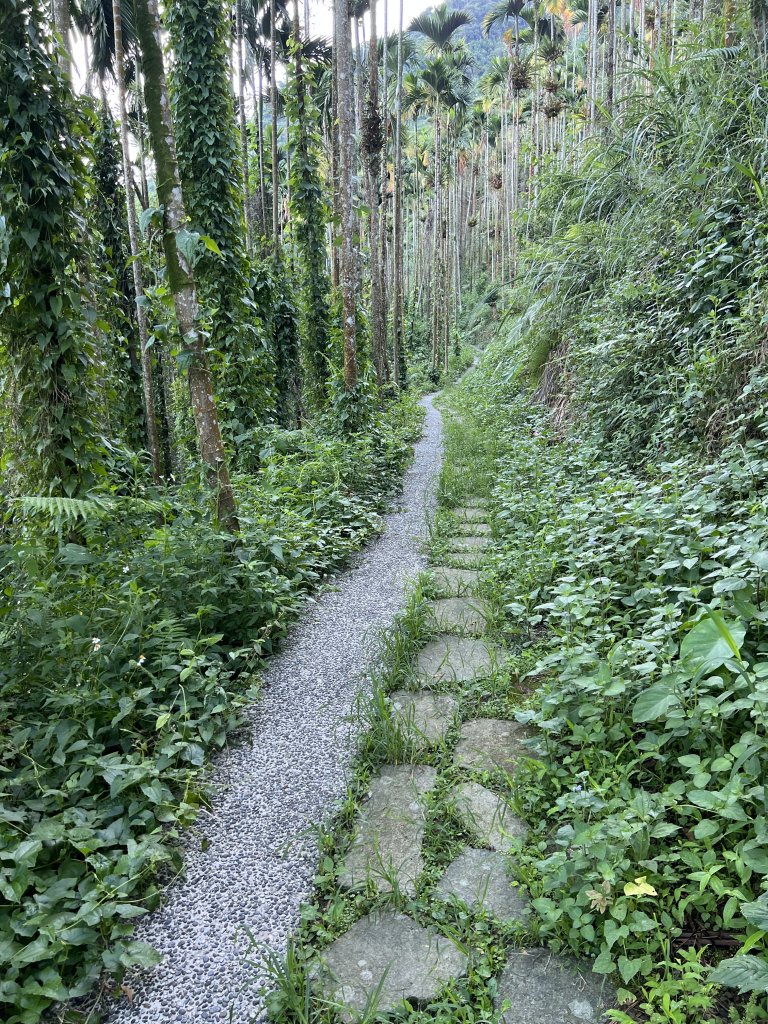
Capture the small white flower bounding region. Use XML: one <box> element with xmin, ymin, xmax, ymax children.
<box><xmin>90</xmin><ymin>637</ymin><xmax>102</xmax><ymax>652</ymax></box>
<box><xmin>123</xmin><ymin>566</ymin><xmax>130</xmax><ymax>574</ymax></box>
<box><xmin>137</xmin><ymin>654</ymin><xmax>146</xmax><ymax>665</ymax></box>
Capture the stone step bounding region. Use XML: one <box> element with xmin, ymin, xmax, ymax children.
<box><xmin>414</xmin><ymin>635</ymin><xmax>502</xmax><ymax>683</ymax></box>
<box><xmin>454</xmin><ymin>718</ymin><xmax>534</xmax><ymax>775</ymax></box>
<box><xmin>446</xmin><ymin>534</ymin><xmax>491</xmax><ymax>552</ymax></box>
<box><xmin>388</xmin><ymin>690</ymin><xmax>458</xmax><ymax>748</ymax></box>
<box><xmin>316</xmin><ymin>910</ymin><xmax>468</xmax><ymax>1020</ymax></box>
<box><xmin>454</xmin><ymin>505</ymin><xmax>488</xmax><ymax>521</ymax></box>
<box><xmin>454</xmin><ymin>522</ymin><xmax>492</xmax><ymax>535</ymax></box>
<box><xmin>339</xmin><ymin>765</ymin><xmax>436</xmax><ymax>895</ymax></box>
<box><xmin>428</xmin><ymin>566</ymin><xmax>481</xmax><ymax>597</ymax></box>
<box><xmin>444</xmin><ymin>550</ymin><xmax>486</xmax><ymax>567</ymax></box>
<box><xmin>435</xmin><ymin>847</ymin><xmax>530</xmax><ymax>925</ymax></box>
<box><xmin>427</xmin><ymin>596</ymin><xmax>489</xmax><ymax>635</ymax></box>
<box><xmin>453</xmin><ymin>781</ymin><xmax>527</xmax><ymax>851</ymax></box>
<box><xmin>496</xmin><ymin>948</ymin><xmax>617</xmax><ymax>1023</ymax></box>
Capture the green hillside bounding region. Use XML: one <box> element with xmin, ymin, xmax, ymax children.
<box><xmin>420</xmin><ymin>0</ymin><xmax>510</xmax><ymax>76</ymax></box>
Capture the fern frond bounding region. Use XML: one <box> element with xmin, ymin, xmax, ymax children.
<box><xmin>10</xmin><ymin>495</ymin><xmax>168</xmax><ymax>522</ymax></box>
<box><xmin>11</xmin><ymin>496</ymin><xmax>111</xmax><ymax>522</ymax></box>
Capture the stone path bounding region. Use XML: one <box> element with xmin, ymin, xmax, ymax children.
<box><xmin>314</xmin><ymin>500</ymin><xmax>617</xmax><ymax>1021</ymax></box>
<box><xmin>316</xmin><ymin>911</ymin><xmax>467</xmax><ymax>1020</ymax></box>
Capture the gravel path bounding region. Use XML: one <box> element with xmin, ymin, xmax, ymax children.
<box><xmin>108</xmin><ymin>396</ymin><xmax>443</xmax><ymax>1024</ymax></box>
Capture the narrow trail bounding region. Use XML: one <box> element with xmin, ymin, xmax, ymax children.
<box><xmin>108</xmin><ymin>396</ymin><xmax>443</xmax><ymax>1024</ymax></box>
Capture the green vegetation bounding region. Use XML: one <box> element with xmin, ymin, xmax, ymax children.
<box><xmin>0</xmin><ymin>396</ymin><xmax>421</xmax><ymax>1023</ymax></box>
<box><xmin>5</xmin><ymin>0</ymin><xmax>768</xmax><ymax>1018</ymax></box>
<box><xmin>426</xmin><ymin>12</ymin><xmax>768</xmax><ymax>1022</ymax></box>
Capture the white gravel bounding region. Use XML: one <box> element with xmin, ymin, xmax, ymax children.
<box><xmin>107</xmin><ymin>396</ymin><xmax>443</xmax><ymax>1024</ymax></box>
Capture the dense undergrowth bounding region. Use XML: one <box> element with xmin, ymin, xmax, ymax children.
<box><xmin>260</xmin><ymin>395</ymin><xmax>526</xmax><ymax>1024</ymax></box>
<box><xmin>452</xmin><ymin>363</ymin><xmax>768</xmax><ymax>1021</ymax></box>
<box><xmin>0</xmin><ymin>395</ymin><xmax>422</xmax><ymax>1024</ymax></box>
<box><xmin>464</xmin><ymin>36</ymin><xmax>768</xmax><ymax>1024</ymax></box>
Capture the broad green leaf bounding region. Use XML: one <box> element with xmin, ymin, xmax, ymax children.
<box><xmin>199</xmin><ymin>234</ymin><xmax>222</xmax><ymax>256</ymax></box>
<box><xmin>681</xmin><ymin>612</ymin><xmax>745</xmax><ymax>670</ymax></box>
<box><xmin>710</xmin><ymin>955</ymin><xmax>768</xmax><ymax>993</ymax></box>
<box><xmin>592</xmin><ymin>949</ymin><xmax>615</xmax><ymax>974</ymax></box>
<box><xmin>742</xmin><ymin>895</ymin><xmax>768</xmax><ymax>931</ymax></box>
<box><xmin>632</xmin><ymin>683</ymin><xmax>680</xmax><ymax>723</ymax></box>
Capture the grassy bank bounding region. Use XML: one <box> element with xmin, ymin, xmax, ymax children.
<box><xmin>446</xmin><ymin>357</ymin><xmax>768</xmax><ymax>1021</ymax></box>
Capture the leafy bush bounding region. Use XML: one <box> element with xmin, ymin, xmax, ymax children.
<box><xmin>0</xmin><ymin>393</ymin><xmax>422</xmax><ymax>1024</ymax></box>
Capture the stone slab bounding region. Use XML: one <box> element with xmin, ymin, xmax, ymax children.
<box><xmin>317</xmin><ymin>911</ymin><xmax>467</xmax><ymax>1019</ymax></box>
<box><xmin>496</xmin><ymin>948</ymin><xmax>616</xmax><ymax>1023</ymax></box>
<box><xmin>446</xmin><ymin>535</ymin><xmax>491</xmax><ymax>551</ymax></box>
<box><xmin>453</xmin><ymin>781</ymin><xmax>528</xmax><ymax>851</ymax></box>
<box><xmin>454</xmin><ymin>719</ymin><xmax>533</xmax><ymax>774</ymax></box>
<box><xmin>427</xmin><ymin>597</ymin><xmax>489</xmax><ymax>635</ymax></box>
<box><xmin>454</xmin><ymin>506</ymin><xmax>489</xmax><ymax>521</ymax></box>
<box><xmin>454</xmin><ymin>522</ymin><xmax>492</xmax><ymax>535</ymax></box>
<box><xmin>445</xmin><ymin>550</ymin><xmax>486</xmax><ymax>567</ymax></box>
<box><xmin>429</xmin><ymin>566</ymin><xmax>481</xmax><ymax>596</ymax></box>
<box><xmin>339</xmin><ymin>765</ymin><xmax>437</xmax><ymax>894</ymax></box>
<box><xmin>436</xmin><ymin>847</ymin><xmax>530</xmax><ymax>924</ymax></box>
<box><xmin>414</xmin><ymin>635</ymin><xmax>500</xmax><ymax>683</ymax></box>
<box><xmin>389</xmin><ymin>691</ymin><xmax>458</xmax><ymax>747</ymax></box>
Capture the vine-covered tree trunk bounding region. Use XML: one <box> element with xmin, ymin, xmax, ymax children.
<box><xmin>168</xmin><ymin>0</ymin><xmax>274</xmax><ymax>454</ymax></box>
<box><xmin>288</xmin><ymin>0</ymin><xmax>331</xmax><ymax>407</ymax></box>
<box><xmin>334</xmin><ymin>0</ymin><xmax>359</xmax><ymax>391</ymax></box>
<box><xmin>271</xmin><ymin>0</ymin><xmax>279</xmax><ymax>245</ymax></box>
<box><xmin>112</xmin><ymin>0</ymin><xmax>162</xmax><ymax>481</ymax></box>
<box><xmin>235</xmin><ymin>0</ymin><xmax>254</xmax><ymax>252</ymax></box>
<box><xmin>133</xmin><ymin>0</ymin><xmax>238</xmax><ymax>529</ymax></box>
<box><xmin>52</xmin><ymin>0</ymin><xmax>71</xmax><ymax>74</ymax></box>
<box><xmin>0</xmin><ymin>0</ymin><xmax>100</xmax><ymax>496</ymax></box>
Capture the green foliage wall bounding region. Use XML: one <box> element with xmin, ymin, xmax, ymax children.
<box><xmin>0</xmin><ymin>1</ymin><xmax>102</xmax><ymax>496</ymax></box>
<box><xmin>510</xmin><ymin>53</ymin><xmax>768</xmax><ymax>466</ymax></box>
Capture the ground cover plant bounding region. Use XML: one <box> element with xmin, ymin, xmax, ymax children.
<box><xmin>0</xmin><ymin>396</ymin><xmax>422</xmax><ymax>1024</ymax></box>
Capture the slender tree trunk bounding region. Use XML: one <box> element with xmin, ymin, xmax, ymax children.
<box><xmin>271</xmin><ymin>0</ymin><xmax>279</xmax><ymax>247</ymax></box>
<box><xmin>354</xmin><ymin>15</ymin><xmax>364</xmax><ymax>138</ymax></box>
<box><xmin>392</xmin><ymin>0</ymin><xmax>405</xmax><ymax>387</ymax></box>
<box><xmin>331</xmin><ymin>37</ymin><xmax>341</xmax><ymax>288</ymax></box>
<box><xmin>335</xmin><ymin>0</ymin><xmax>358</xmax><ymax>390</ymax></box>
<box><xmin>607</xmin><ymin>0</ymin><xmax>616</xmax><ymax>115</ymax></box>
<box><xmin>113</xmin><ymin>0</ymin><xmax>162</xmax><ymax>481</ymax></box>
<box><xmin>365</xmin><ymin>0</ymin><xmax>388</xmax><ymax>384</ymax></box>
<box><xmin>53</xmin><ymin>0</ymin><xmax>71</xmax><ymax>75</ymax></box>
<box><xmin>235</xmin><ymin>0</ymin><xmax>254</xmax><ymax>251</ymax></box>
<box><xmin>133</xmin><ymin>0</ymin><xmax>237</xmax><ymax>528</ymax></box>
<box><xmin>135</xmin><ymin>72</ymin><xmax>151</xmax><ymax>209</ymax></box>
<box><xmin>253</xmin><ymin>62</ymin><xmax>267</xmax><ymax>231</ymax></box>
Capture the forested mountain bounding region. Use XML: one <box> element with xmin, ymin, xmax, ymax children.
<box><xmin>421</xmin><ymin>0</ymin><xmax>511</xmax><ymax>74</ymax></box>
<box><xmin>3</xmin><ymin>0</ymin><xmax>768</xmax><ymax>1021</ymax></box>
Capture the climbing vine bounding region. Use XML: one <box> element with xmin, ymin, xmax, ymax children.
<box><xmin>92</xmin><ymin>105</ymin><xmax>147</xmax><ymax>452</ymax></box>
<box><xmin>167</xmin><ymin>0</ymin><xmax>276</xmax><ymax>452</ymax></box>
<box><xmin>0</xmin><ymin>0</ymin><xmax>101</xmax><ymax>496</ymax></box>
<box><xmin>285</xmin><ymin>32</ymin><xmax>332</xmax><ymax>410</ymax></box>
